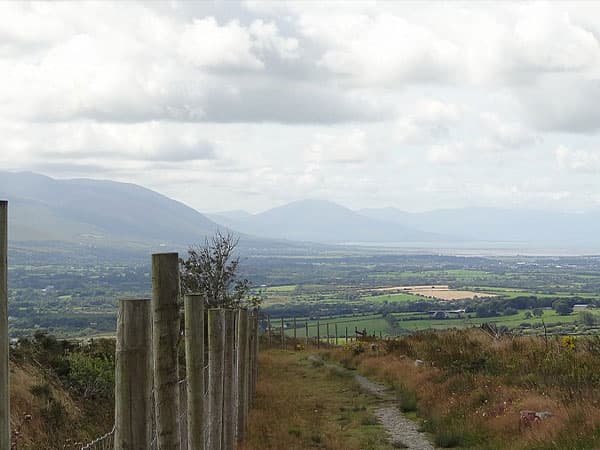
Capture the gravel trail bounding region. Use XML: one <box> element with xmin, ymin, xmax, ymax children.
<box><xmin>312</xmin><ymin>356</ymin><xmax>436</xmax><ymax>450</ymax></box>
<box><xmin>353</xmin><ymin>372</ymin><xmax>435</xmax><ymax>450</ymax></box>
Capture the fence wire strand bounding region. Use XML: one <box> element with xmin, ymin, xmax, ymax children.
<box><xmin>79</xmin><ymin>311</ymin><xmax>259</xmax><ymax>450</ymax></box>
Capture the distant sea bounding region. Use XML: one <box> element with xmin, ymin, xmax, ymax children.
<box><xmin>339</xmin><ymin>241</ymin><xmax>600</xmax><ymax>257</ymax></box>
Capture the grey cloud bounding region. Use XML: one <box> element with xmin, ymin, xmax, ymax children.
<box><xmin>518</xmin><ymin>76</ymin><xmax>600</xmax><ymax>133</ymax></box>
<box><xmin>44</xmin><ymin>141</ymin><xmax>217</xmax><ymax>162</ymax></box>
<box><xmin>34</xmin><ymin>77</ymin><xmax>390</xmax><ymax>125</ymax></box>
<box><xmin>29</xmin><ymin>161</ymin><xmax>111</xmax><ymax>174</ymax></box>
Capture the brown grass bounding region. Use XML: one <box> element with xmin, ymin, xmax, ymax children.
<box><xmin>240</xmin><ymin>350</ymin><xmax>396</xmax><ymax>450</ymax></box>
<box><xmin>327</xmin><ymin>330</ymin><xmax>600</xmax><ymax>449</ymax></box>
<box><xmin>9</xmin><ymin>360</ymin><xmax>113</xmax><ymax>450</ymax></box>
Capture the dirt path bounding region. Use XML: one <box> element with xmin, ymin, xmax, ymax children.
<box><xmin>314</xmin><ymin>357</ymin><xmax>436</xmax><ymax>450</ymax></box>
<box><xmin>354</xmin><ymin>373</ymin><xmax>435</xmax><ymax>450</ymax></box>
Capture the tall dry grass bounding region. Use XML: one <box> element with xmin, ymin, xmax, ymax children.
<box><xmin>330</xmin><ymin>330</ymin><xmax>600</xmax><ymax>449</ymax></box>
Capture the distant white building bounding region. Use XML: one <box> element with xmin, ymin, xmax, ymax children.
<box><xmin>573</xmin><ymin>304</ymin><xmax>590</xmax><ymax>311</ymax></box>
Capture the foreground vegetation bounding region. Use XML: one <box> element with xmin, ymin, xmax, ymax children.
<box><xmin>329</xmin><ymin>329</ymin><xmax>600</xmax><ymax>449</ymax></box>
<box><xmin>9</xmin><ymin>333</ymin><xmax>114</xmax><ymax>449</ymax></box>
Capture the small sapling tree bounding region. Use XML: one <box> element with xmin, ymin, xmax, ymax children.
<box><xmin>180</xmin><ymin>231</ymin><xmax>261</xmax><ymax>308</ymax></box>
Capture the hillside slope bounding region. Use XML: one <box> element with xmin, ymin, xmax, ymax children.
<box><xmin>0</xmin><ymin>171</ymin><xmax>221</xmax><ymax>245</ymax></box>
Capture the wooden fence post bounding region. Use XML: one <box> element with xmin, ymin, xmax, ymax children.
<box><xmin>247</xmin><ymin>313</ymin><xmax>255</xmax><ymax>407</ymax></box>
<box><xmin>317</xmin><ymin>320</ymin><xmax>320</xmax><ymax>349</ymax></box>
<box><xmin>0</xmin><ymin>201</ymin><xmax>7</xmax><ymax>450</ymax></box>
<box><xmin>293</xmin><ymin>317</ymin><xmax>297</xmax><ymax>342</ymax></box>
<box><xmin>345</xmin><ymin>326</ymin><xmax>348</xmax><ymax>345</ymax></box>
<box><xmin>335</xmin><ymin>324</ymin><xmax>338</xmax><ymax>346</ymax></box>
<box><xmin>252</xmin><ymin>311</ymin><xmax>259</xmax><ymax>401</ymax></box>
<box><xmin>223</xmin><ymin>309</ymin><xmax>237</xmax><ymax>450</ymax></box>
<box><xmin>236</xmin><ymin>309</ymin><xmax>249</xmax><ymax>442</ymax></box>
<box><xmin>151</xmin><ymin>253</ymin><xmax>181</xmax><ymax>450</ymax></box>
<box><xmin>208</xmin><ymin>308</ymin><xmax>225</xmax><ymax>450</ymax></box>
<box><xmin>184</xmin><ymin>294</ymin><xmax>205</xmax><ymax>450</ymax></box>
<box><xmin>281</xmin><ymin>317</ymin><xmax>285</xmax><ymax>350</ymax></box>
<box><xmin>115</xmin><ymin>299</ymin><xmax>152</xmax><ymax>450</ymax></box>
<box><xmin>326</xmin><ymin>323</ymin><xmax>330</xmax><ymax>346</ymax></box>
<box><xmin>305</xmin><ymin>321</ymin><xmax>309</xmax><ymax>347</ymax></box>
<box><xmin>267</xmin><ymin>316</ymin><xmax>272</xmax><ymax>347</ymax></box>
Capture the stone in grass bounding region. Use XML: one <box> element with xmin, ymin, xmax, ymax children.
<box><xmin>392</xmin><ymin>440</ymin><xmax>409</xmax><ymax>448</ymax></box>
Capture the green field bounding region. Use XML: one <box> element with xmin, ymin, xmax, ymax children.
<box><xmin>361</xmin><ymin>292</ymin><xmax>420</xmax><ymax>303</ymax></box>
<box><xmin>264</xmin><ymin>284</ymin><xmax>297</xmax><ymax>292</ymax></box>
<box><xmin>283</xmin><ymin>314</ymin><xmax>392</xmax><ymax>338</ymax></box>
<box><xmin>391</xmin><ymin>309</ymin><xmax>594</xmax><ymax>331</ymax></box>
<box><xmin>472</xmin><ymin>286</ymin><xmax>600</xmax><ymax>300</ymax></box>
<box><xmin>278</xmin><ymin>308</ymin><xmax>600</xmax><ymax>339</ymax></box>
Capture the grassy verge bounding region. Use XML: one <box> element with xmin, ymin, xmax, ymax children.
<box><xmin>240</xmin><ymin>349</ymin><xmax>396</xmax><ymax>450</ymax></box>
<box><xmin>329</xmin><ymin>330</ymin><xmax>600</xmax><ymax>449</ymax></box>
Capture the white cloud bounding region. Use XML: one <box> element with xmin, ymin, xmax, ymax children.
<box><xmin>426</xmin><ymin>143</ymin><xmax>464</xmax><ymax>165</ymax></box>
<box><xmin>556</xmin><ymin>145</ymin><xmax>600</xmax><ymax>172</ymax></box>
<box><xmin>2</xmin><ymin>2</ymin><xmax>600</xmax><ymax>213</ymax></box>
<box><xmin>179</xmin><ymin>18</ymin><xmax>262</xmax><ymax>69</ymax></box>
<box><xmin>306</xmin><ymin>129</ymin><xmax>369</xmax><ymax>164</ymax></box>
<box><xmin>478</xmin><ymin>113</ymin><xmax>537</xmax><ymax>151</ymax></box>
<box><xmin>178</xmin><ymin>17</ymin><xmax>297</xmax><ymax>70</ymax></box>
<box><xmin>0</xmin><ymin>122</ymin><xmax>217</xmax><ymax>163</ymax></box>
<box><xmin>303</xmin><ymin>13</ymin><xmax>459</xmax><ymax>85</ymax></box>
<box><xmin>396</xmin><ymin>99</ymin><xmax>462</xmax><ymax>143</ymax></box>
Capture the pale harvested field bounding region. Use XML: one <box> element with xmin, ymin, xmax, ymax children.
<box><xmin>366</xmin><ymin>285</ymin><xmax>496</xmax><ymax>301</ymax></box>
<box><xmin>407</xmin><ymin>287</ymin><xmax>497</xmax><ymax>301</ymax></box>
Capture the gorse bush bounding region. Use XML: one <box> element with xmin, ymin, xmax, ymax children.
<box><xmin>66</xmin><ymin>352</ymin><xmax>114</xmax><ymax>399</ymax></box>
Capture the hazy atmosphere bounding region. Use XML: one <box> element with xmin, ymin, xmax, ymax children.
<box><xmin>6</xmin><ymin>3</ymin><xmax>600</xmax><ymax>450</ymax></box>
<box><xmin>3</xmin><ymin>2</ymin><xmax>600</xmax><ymax>213</ymax></box>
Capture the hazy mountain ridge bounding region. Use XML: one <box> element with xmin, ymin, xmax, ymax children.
<box><xmin>5</xmin><ymin>172</ymin><xmax>600</xmax><ymax>262</ymax></box>
<box><xmin>358</xmin><ymin>206</ymin><xmax>600</xmax><ymax>244</ymax></box>
<box><xmin>208</xmin><ymin>199</ymin><xmax>450</xmax><ymax>243</ymax></box>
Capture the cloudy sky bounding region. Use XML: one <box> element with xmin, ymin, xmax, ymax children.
<box><xmin>2</xmin><ymin>1</ymin><xmax>600</xmax><ymax>213</ymax></box>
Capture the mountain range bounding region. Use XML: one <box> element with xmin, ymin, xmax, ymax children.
<box><xmin>211</xmin><ymin>202</ymin><xmax>600</xmax><ymax>248</ymax></box>
<box><xmin>208</xmin><ymin>199</ymin><xmax>446</xmax><ymax>244</ymax></box>
<box><xmin>2</xmin><ymin>171</ymin><xmax>600</xmax><ymax>263</ymax></box>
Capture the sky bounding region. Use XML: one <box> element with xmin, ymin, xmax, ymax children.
<box><xmin>2</xmin><ymin>1</ymin><xmax>600</xmax><ymax>214</ymax></box>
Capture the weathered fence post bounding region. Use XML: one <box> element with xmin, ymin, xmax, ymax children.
<box><xmin>335</xmin><ymin>324</ymin><xmax>338</xmax><ymax>346</ymax></box>
<box><xmin>267</xmin><ymin>316</ymin><xmax>272</xmax><ymax>347</ymax></box>
<box><xmin>152</xmin><ymin>252</ymin><xmax>181</xmax><ymax>450</ymax></box>
<box><xmin>305</xmin><ymin>321</ymin><xmax>309</xmax><ymax>347</ymax></box>
<box><xmin>281</xmin><ymin>317</ymin><xmax>285</xmax><ymax>350</ymax></box>
<box><xmin>326</xmin><ymin>323</ymin><xmax>330</xmax><ymax>346</ymax></box>
<box><xmin>115</xmin><ymin>299</ymin><xmax>152</xmax><ymax>450</ymax></box>
<box><xmin>345</xmin><ymin>326</ymin><xmax>348</xmax><ymax>344</ymax></box>
<box><xmin>317</xmin><ymin>320</ymin><xmax>320</xmax><ymax>349</ymax></box>
<box><xmin>223</xmin><ymin>309</ymin><xmax>237</xmax><ymax>450</ymax></box>
<box><xmin>0</xmin><ymin>201</ymin><xmax>9</xmax><ymax>450</ymax></box>
<box><xmin>184</xmin><ymin>294</ymin><xmax>205</xmax><ymax>450</ymax></box>
<box><xmin>236</xmin><ymin>309</ymin><xmax>249</xmax><ymax>442</ymax></box>
<box><xmin>293</xmin><ymin>317</ymin><xmax>297</xmax><ymax>342</ymax></box>
<box><xmin>250</xmin><ymin>311</ymin><xmax>259</xmax><ymax>402</ymax></box>
<box><xmin>247</xmin><ymin>313</ymin><xmax>255</xmax><ymax>408</ymax></box>
<box><xmin>208</xmin><ymin>308</ymin><xmax>225</xmax><ymax>450</ymax></box>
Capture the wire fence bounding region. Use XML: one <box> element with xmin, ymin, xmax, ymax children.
<box><xmin>80</xmin><ymin>328</ymin><xmax>241</xmax><ymax>450</ymax></box>
<box><xmin>79</xmin><ymin>426</ymin><xmax>115</xmax><ymax>450</ymax></box>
